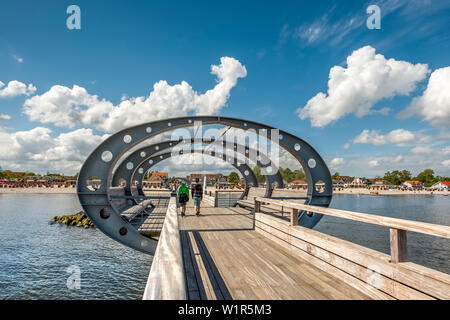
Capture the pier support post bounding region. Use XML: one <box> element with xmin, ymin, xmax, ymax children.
<box><xmin>290</xmin><ymin>208</ymin><xmax>299</xmax><ymax>226</ymax></box>
<box><xmin>390</xmin><ymin>229</ymin><xmax>407</xmax><ymax>263</ymax></box>
<box><xmin>214</xmin><ymin>190</ymin><xmax>219</xmax><ymax>207</ymax></box>
<box><xmin>254</xmin><ymin>198</ymin><xmax>261</xmax><ymax>213</ymax></box>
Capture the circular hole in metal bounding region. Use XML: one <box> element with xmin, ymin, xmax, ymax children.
<box><xmin>101</xmin><ymin>151</ymin><xmax>113</xmax><ymax>162</ymax></box>
<box><xmin>160</xmin><ymin>155</ymin><xmax>163</xmax><ymax>159</ymax></box>
<box><xmin>141</xmin><ymin>239</ymin><xmax>149</xmax><ymax>247</ymax></box>
<box><xmin>315</xmin><ymin>180</ymin><xmax>325</xmax><ymax>193</ymax></box>
<box><xmin>168</xmin><ymin>122</ymin><xmax>172</xmax><ymax>127</ymax></box>
<box><xmin>146</xmin><ymin>127</ymin><xmax>152</xmax><ymax>133</ymax></box>
<box><xmin>138</xmin><ymin>168</ymin><xmax>144</xmax><ymax>174</ymax></box>
<box><xmin>308</xmin><ymin>158</ymin><xmax>316</xmax><ymax>168</ymax></box>
<box><xmin>99</xmin><ymin>208</ymin><xmax>109</xmax><ymax>219</ymax></box>
<box><xmin>149</xmin><ymin>159</ymin><xmax>153</xmax><ymax>164</ymax></box>
<box><xmin>119</xmin><ymin>227</ymin><xmax>127</xmax><ymax>236</ymax></box>
<box><xmin>123</xmin><ymin>135</ymin><xmax>132</xmax><ymax>143</ymax></box>
<box><xmin>294</xmin><ymin>143</ymin><xmax>301</xmax><ymax>151</ymax></box>
<box><xmin>118</xmin><ymin>178</ymin><xmax>127</xmax><ymax>187</ymax></box>
<box><xmin>155</xmin><ymin>146</ymin><xmax>159</xmax><ymax>151</ymax></box>
<box><xmin>279</xmin><ymin>134</ymin><xmax>283</xmax><ymax>140</ymax></box>
<box><xmin>140</xmin><ymin>151</ymin><xmax>146</xmax><ymax>158</ymax></box>
<box><xmin>126</xmin><ymin>162</ymin><xmax>134</xmax><ymax>170</ymax></box>
<box><xmin>169</xmin><ymin>143</ymin><xmax>173</xmax><ymax>146</ymax></box>
<box><xmin>86</xmin><ymin>176</ymin><xmax>101</xmax><ymax>191</ymax></box>
<box><xmin>245</xmin><ymin>149</ymin><xmax>249</xmax><ymax>154</ymax></box>
<box><xmin>188</xmin><ymin>119</ymin><xmax>192</xmax><ymax>124</ymax></box>
<box><xmin>244</xmin><ymin>170</ymin><xmax>249</xmax><ymax>176</ymax></box>
<box><xmin>244</xmin><ymin>123</ymin><xmax>247</xmax><ymax>127</ymax></box>
<box><xmin>266</xmin><ymin>166</ymin><xmax>273</xmax><ymax>174</ymax></box>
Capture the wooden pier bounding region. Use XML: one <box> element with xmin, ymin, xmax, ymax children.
<box><xmin>143</xmin><ymin>192</ymin><xmax>450</xmax><ymax>300</ymax></box>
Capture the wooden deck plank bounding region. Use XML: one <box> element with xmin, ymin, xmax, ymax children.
<box><xmin>178</xmin><ymin>201</ymin><xmax>373</xmax><ymax>300</ymax></box>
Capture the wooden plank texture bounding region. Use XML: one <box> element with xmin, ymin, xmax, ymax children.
<box><xmin>255</xmin><ymin>197</ymin><xmax>450</xmax><ymax>238</ymax></box>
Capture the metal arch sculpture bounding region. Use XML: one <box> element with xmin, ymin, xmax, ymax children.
<box><xmin>131</xmin><ymin>149</ymin><xmax>258</xmax><ymax>198</ymax></box>
<box><xmin>77</xmin><ymin>116</ymin><xmax>332</xmax><ymax>254</ymax></box>
<box><xmin>111</xmin><ymin>138</ymin><xmax>282</xmax><ymax>200</ymax></box>
<box><xmin>130</xmin><ymin>146</ymin><xmax>273</xmax><ymax>198</ymax></box>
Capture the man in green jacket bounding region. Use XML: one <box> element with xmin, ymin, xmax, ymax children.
<box><xmin>177</xmin><ymin>180</ymin><xmax>189</xmax><ymax>216</ymax></box>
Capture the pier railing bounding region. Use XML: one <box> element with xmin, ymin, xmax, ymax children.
<box><xmin>213</xmin><ymin>190</ymin><xmax>244</xmax><ymax>207</ymax></box>
<box><xmin>254</xmin><ymin>197</ymin><xmax>450</xmax><ymax>263</ymax></box>
<box><xmin>253</xmin><ymin>197</ymin><xmax>450</xmax><ymax>299</ymax></box>
<box><xmin>143</xmin><ymin>197</ymin><xmax>186</xmax><ymax>300</ymax></box>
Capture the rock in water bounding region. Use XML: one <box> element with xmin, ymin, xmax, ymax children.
<box><xmin>50</xmin><ymin>211</ymin><xmax>95</xmax><ymax>229</ymax></box>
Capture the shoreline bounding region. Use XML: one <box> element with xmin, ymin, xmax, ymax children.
<box><xmin>333</xmin><ymin>188</ymin><xmax>448</xmax><ymax>196</ymax></box>
<box><xmin>0</xmin><ymin>187</ymin><xmax>448</xmax><ymax>196</ymax></box>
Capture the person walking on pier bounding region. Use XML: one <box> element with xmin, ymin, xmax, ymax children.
<box><xmin>177</xmin><ymin>180</ymin><xmax>189</xmax><ymax>217</ymax></box>
<box><xmin>191</xmin><ymin>178</ymin><xmax>203</xmax><ymax>216</ymax></box>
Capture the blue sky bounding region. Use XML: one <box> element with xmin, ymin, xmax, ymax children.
<box><xmin>0</xmin><ymin>0</ymin><xmax>449</xmax><ymax>177</ymax></box>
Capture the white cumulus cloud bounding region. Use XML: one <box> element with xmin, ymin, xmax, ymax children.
<box><xmin>0</xmin><ymin>80</ymin><xmax>36</xmax><ymax>98</ymax></box>
<box><xmin>0</xmin><ymin>114</ymin><xmax>11</xmax><ymax>120</ymax></box>
<box><xmin>410</xmin><ymin>146</ymin><xmax>433</xmax><ymax>155</ymax></box>
<box><xmin>0</xmin><ymin>127</ymin><xmax>107</xmax><ymax>174</ymax></box>
<box><xmin>399</xmin><ymin>66</ymin><xmax>450</xmax><ymax>128</ymax></box>
<box><xmin>353</xmin><ymin>128</ymin><xmax>427</xmax><ymax>146</ymax></box>
<box><xmin>23</xmin><ymin>57</ymin><xmax>247</xmax><ymax>132</ymax></box>
<box><xmin>368</xmin><ymin>160</ymin><xmax>380</xmax><ymax>167</ymax></box>
<box><xmin>297</xmin><ymin>46</ymin><xmax>430</xmax><ymax>127</ymax></box>
<box><xmin>329</xmin><ymin>157</ymin><xmax>344</xmax><ymax>169</ymax></box>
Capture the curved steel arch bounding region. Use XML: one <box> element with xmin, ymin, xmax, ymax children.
<box><xmin>133</xmin><ymin>149</ymin><xmax>258</xmax><ymax>199</ymax></box>
<box><xmin>131</xmin><ymin>148</ymin><xmax>260</xmax><ymax>192</ymax></box>
<box><xmin>77</xmin><ymin>116</ymin><xmax>332</xmax><ymax>254</ymax></box>
<box><xmin>112</xmin><ymin>138</ymin><xmax>282</xmax><ymax>202</ymax></box>
<box><xmin>111</xmin><ymin>138</ymin><xmax>271</xmax><ymax>195</ymax></box>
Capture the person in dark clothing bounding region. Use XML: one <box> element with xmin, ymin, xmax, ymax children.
<box><xmin>191</xmin><ymin>178</ymin><xmax>203</xmax><ymax>216</ymax></box>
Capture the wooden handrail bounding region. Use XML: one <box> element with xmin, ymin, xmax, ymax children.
<box><xmin>254</xmin><ymin>197</ymin><xmax>450</xmax><ymax>239</ymax></box>
<box><xmin>254</xmin><ymin>197</ymin><xmax>450</xmax><ymax>263</ymax></box>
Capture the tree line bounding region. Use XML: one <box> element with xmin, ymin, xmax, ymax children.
<box><xmin>332</xmin><ymin>169</ymin><xmax>450</xmax><ymax>188</ymax></box>
<box><xmin>252</xmin><ymin>166</ymin><xmax>306</xmax><ymax>183</ymax></box>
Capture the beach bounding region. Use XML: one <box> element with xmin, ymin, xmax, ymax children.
<box><xmin>0</xmin><ymin>187</ymin><xmax>77</xmax><ymax>194</ymax></box>
<box><xmin>1</xmin><ymin>186</ymin><xmax>448</xmax><ymax>196</ymax></box>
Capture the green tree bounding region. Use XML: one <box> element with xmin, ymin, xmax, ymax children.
<box><xmin>293</xmin><ymin>169</ymin><xmax>305</xmax><ymax>181</ymax></box>
<box><xmin>415</xmin><ymin>169</ymin><xmax>435</xmax><ymax>187</ymax></box>
<box><xmin>332</xmin><ymin>172</ymin><xmax>340</xmax><ymax>180</ymax></box>
<box><xmin>280</xmin><ymin>167</ymin><xmax>294</xmax><ymax>182</ymax></box>
<box><xmin>227</xmin><ymin>172</ymin><xmax>240</xmax><ymax>185</ymax></box>
<box><xmin>383</xmin><ymin>170</ymin><xmax>412</xmax><ymax>185</ymax></box>
<box><xmin>253</xmin><ymin>165</ymin><xmax>266</xmax><ymax>183</ymax></box>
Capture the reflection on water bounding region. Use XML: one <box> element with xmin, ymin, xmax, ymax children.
<box><xmin>0</xmin><ymin>194</ymin><xmax>152</xmax><ymax>300</ymax></box>
<box><xmin>0</xmin><ymin>193</ymin><xmax>448</xmax><ymax>299</ymax></box>
<box><xmin>316</xmin><ymin>194</ymin><xmax>450</xmax><ymax>274</ymax></box>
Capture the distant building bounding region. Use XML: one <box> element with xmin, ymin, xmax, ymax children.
<box><xmin>430</xmin><ymin>181</ymin><xmax>450</xmax><ymax>190</ymax></box>
<box><xmin>289</xmin><ymin>180</ymin><xmax>307</xmax><ymax>189</ymax></box>
<box><xmin>350</xmin><ymin>177</ymin><xmax>369</xmax><ymax>188</ymax></box>
<box><xmin>189</xmin><ymin>173</ymin><xmax>203</xmax><ymax>182</ymax></box>
<box><xmin>403</xmin><ymin>180</ymin><xmax>423</xmax><ymax>189</ymax></box>
<box><xmin>145</xmin><ymin>171</ymin><xmax>168</xmax><ymax>187</ymax></box>
<box><xmin>339</xmin><ymin>176</ymin><xmax>354</xmax><ymax>187</ymax></box>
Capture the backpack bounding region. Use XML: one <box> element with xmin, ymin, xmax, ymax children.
<box><xmin>179</xmin><ymin>193</ymin><xmax>188</xmax><ymax>204</ymax></box>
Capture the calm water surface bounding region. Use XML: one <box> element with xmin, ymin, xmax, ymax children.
<box><xmin>0</xmin><ymin>194</ymin><xmax>152</xmax><ymax>300</ymax></box>
<box><xmin>0</xmin><ymin>193</ymin><xmax>449</xmax><ymax>299</ymax></box>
